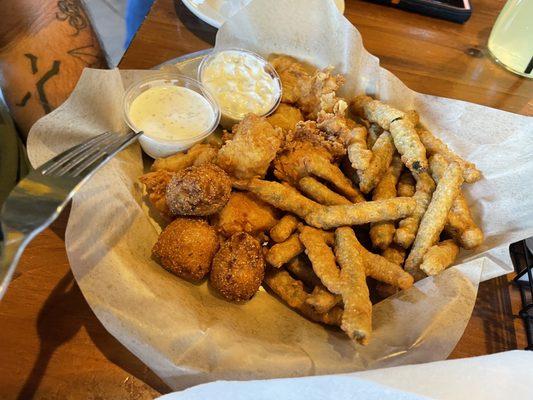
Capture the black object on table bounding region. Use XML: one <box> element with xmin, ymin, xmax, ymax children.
<box><xmin>365</xmin><ymin>0</ymin><xmax>472</xmax><ymax>23</ymax></box>
<box><xmin>510</xmin><ymin>240</ymin><xmax>533</xmax><ymax>350</ymax></box>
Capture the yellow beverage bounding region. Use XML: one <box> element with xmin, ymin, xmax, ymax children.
<box><xmin>488</xmin><ymin>0</ymin><xmax>533</xmax><ymax>78</ymax></box>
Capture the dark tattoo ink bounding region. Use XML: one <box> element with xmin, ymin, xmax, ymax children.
<box><xmin>16</xmin><ymin>92</ymin><xmax>32</xmax><ymax>107</ymax></box>
<box><xmin>68</xmin><ymin>44</ymin><xmax>105</xmax><ymax>68</ymax></box>
<box><xmin>36</xmin><ymin>61</ymin><xmax>61</xmax><ymax>113</ymax></box>
<box><xmin>56</xmin><ymin>0</ymin><xmax>87</xmax><ymax>35</ymax></box>
<box><xmin>24</xmin><ymin>54</ymin><xmax>38</xmax><ymax>74</ymax></box>
<box><xmin>16</xmin><ymin>53</ymin><xmax>61</xmax><ymax>113</ymax></box>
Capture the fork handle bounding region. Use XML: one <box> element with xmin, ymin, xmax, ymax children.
<box><xmin>0</xmin><ymin>227</ymin><xmax>28</xmax><ymax>299</ymax></box>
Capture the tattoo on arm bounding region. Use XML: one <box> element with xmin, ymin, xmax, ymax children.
<box><xmin>36</xmin><ymin>60</ymin><xmax>61</xmax><ymax>113</ymax></box>
<box><xmin>56</xmin><ymin>0</ymin><xmax>88</xmax><ymax>36</ymax></box>
<box><xmin>24</xmin><ymin>53</ymin><xmax>38</xmax><ymax>74</ymax></box>
<box><xmin>16</xmin><ymin>54</ymin><xmax>61</xmax><ymax>114</ymax></box>
<box><xmin>16</xmin><ymin>92</ymin><xmax>31</xmax><ymax>107</ymax></box>
<box><xmin>68</xmin><ymin>43</ymin><xmax>105</xmax><ymax>68</ymax></box>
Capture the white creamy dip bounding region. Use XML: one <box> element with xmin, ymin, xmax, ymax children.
<box><xmin>200</xmin><ymin>50</ymin><xmax>280</xmax><ymax>119</ymax></box>
<box><xmin>128</xmin><ymin>85</ymin><xmax>215</xmax><ymax>141</ymax></box>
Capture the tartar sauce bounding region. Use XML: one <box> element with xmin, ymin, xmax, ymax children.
<box><xmin>200</xmin><ymin>50</ymin><xmax>280</xmax><ymax>119</ymax></box>
<box><xmin>129</xmin><ymin>85</ymin><xmax>215</xmax><ymax>141</ymax></box>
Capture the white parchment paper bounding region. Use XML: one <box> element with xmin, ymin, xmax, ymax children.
<box><xmin>156</xmin><ymin>351</ymin><xmax>533</xmax><ymax>400</ymax></box>
<box><xmin>27</xmin><ymin>0</ymin><xmax>533</xmax><ymax>390</ymax></box>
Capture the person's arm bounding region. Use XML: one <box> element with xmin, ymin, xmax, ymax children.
<box><xmin>0</xmin><ymin>0</ymin><xmax>106</xmax><ymax>137</ymax></box>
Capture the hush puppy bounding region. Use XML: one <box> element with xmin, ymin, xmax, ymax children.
<box><xmin>166</xmin><ymin>163</ymin><xmax>231</xmax><ymax>216</ymax></box>
<box><xmin>210</xmin><ymin>232</ymin><xmax>265</xmax><ymax>301</ymax></box>
<box><xmin>152</xmin><ymin>217</ymin><xmax>219</xmax><ymax>281</ymax></box>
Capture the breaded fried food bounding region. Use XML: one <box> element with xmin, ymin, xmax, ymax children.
<box><xmin>296</xmin><ymin>223</ymin><xmax>335</xmax><ymax>246</ymax></box>
<box><xmin>274</xmin><ymin>141</ymin><xmax>363</xmax><ymax>201</ymax></box>
<box><xmin>419</xmin><ymin>128</ymin><xmax>481</xmax><ymax>183</ymax></box>
<box><xmin>267</xmin><ymin>103</ymin><xmax>303</xmax><ymax>132</ymax></box>
<box><xmin>306</xmin><ymin>285</ymin><xmax>342</xmax><ymax>314</ymax></box>
<box><xmin>285</xmin><ymin>256</ymin><xmax>322</xmax><ymax>289</ymax></box>
<box><xmin>215</xmin><ymin>192</ymin><xmax>278</xmax><ymax>237</ymax></box>
<box><xmin>335</xmin><ymin>227</ymin><xmax>372</xmax><ymax>344</ymax></box>
<box><xmin>381</xmin><ymin>245</ymin><xmax>406</xmax><ymax>265</ymax></box>
<box><xmin>264</xmin><ymin>269</ymin><xmax>343</xmax><ymax>326</ymax></box>
<box><xmin>152</xmin><ymin>217</ymin><xmax>219</xmax><ymax>281</ymax></box>
<box><xmin>266</xmin><ymin>234</ymin><xmax>304</xmax><ymax>268</ymax></box>
<box><xmin>216</xmin><ymin>114</ymin><xmax>283</xmax><ymax>179</ymax></box>
<box><xmin>166</xmin><ymin>163</ymin><xmax>231</xmax><ymax>217</ymax></box>
<box><xmin>369</xmin><ymin>155</ymin><xmax>403</xmax><ymax>249</ymax></box>
<box><xmin>358</xmin><ymin>132</ymin><xmax>395</xmax><ymax>194</ymax></box>
<box><xmin>304</xmin><ymin>197</ymin><xmax>416</xmax><ymax>230</ymax></box>
<box><xmin>430</xmin><ymin>154</ymin><xmax>483</xmax><ymax>249</ymax></box>
<box><xmin>270</xmin><ymin>55</ymin><xmax>313</xmax><ymax>104</ymax></box>
<box><xmin>420</xmin><ymin>239</ymin><xmax>459</xmax><ymax>276</ymax></box>
<box><xmin>235</xmin><ymin>179</ymin><xmax>320</xmax><ymax>220</ymax></box>
<box><xmin>270</xmin><ymin>214</ymin><xmax>299</xmax><ymax>243</ymax></box>
<box><xmin>352</xmin><ymin>95</ymin><xmax>428</xmax><ymax>173</ymax></box>
<box><xmin>151</xmin><ymin>143</ymin><xmax>217</xmax><ymax>172</ymax></box>
<box><xmin>349</xmin><ymin>233</ymin><xmax>414</xmax><ymax>290</ymax></box>
<box><xmin>139</xmin><ymin>169</ymin><xmax>174</xmax><ymax>215</ymax></box>
<box><xmin>210</xmin><ymin>232</ymin><xmax>265</xmax><ymax>301</ymax></box>
<box><xmin>299</xmin><ymin>226</ymin><xmax>343</xmax><ymax>294</ymax></box>
<box><xmin>405</xmin><ymin>163</ymin><xmax>464</xmax><ymax>280</ymax></box>
<box><xmin>366</xmin><ymin>123</ymin><xmax>382</xmax><ymax>148</ymax></box>
<box><xmin>298</xmin><ymin>67</ymin><xmax>345</xmax><ymax>119</ymax></box>
<box><xmin>299</xmin><ymin>177</ymin><xmax>352</xmax><ymax>206</ymax></box>
<box><xmin>404</xmin><ymin>109</ymin><xmax>420</xmax><ymax>126</ymax></box>
<box><xmin>394</xmin><ymin>172</ymin><xmax>435</xmax><ymax>248</ymax></box>
<box><xmin>317</xmin><ymin>110</ymin><xmax>372</xmax><ymax>171</ymax></box>
<box><xmin>287</xmin><ymin>120</ymin><xmax>346</xmax><ymax>159</ymax></box>
<box><xmin>397</xmin><ymin>170</ymin><xmax>416</xmax><ymax>197</ymax></box>
<box><xmin>271</xmin><ymin>55</ymin><xmax>345</xmax><ymax>119</ymax></box>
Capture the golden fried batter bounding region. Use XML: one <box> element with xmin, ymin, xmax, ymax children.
<box><xmin>286</xmin><ymin>255</ymin><xmax>322</xmax><ymax>288</ymax></box>
<box><xmin>152</xmin><ymin>218</ymin><xmax>219</xmax><ymax>281</ymax></box>
<box><xmin>210</xmin><ymin>232</ymin><xmax>266</xmax><ymax>301</ymax></box>
<box><xmin>420</xmin><ymin>239</ymin><xmax>459</xmax><ymax>276</ymax></box>
<box><xmin>266</xmin><ymin>234</ymin><xmax>304</xmax><ymax>268</ymax></box>
<box><xmin>264</xmin><ymin>268</ymin><xmax>343</xmax><ymax>326</ymax></box>
<box><xmin>139</xmin><ymin>170</ymin><xmax>174</xmax><ymax>215</ymax></box>
<box><xmin>151</xmin><ymin>143</ymin><xmax>217</xmax><ymax>172</ymax></box>
<box><xmin>267</xmin><ymin>103</ymin><xmax>303</xmax><ymax>132</ymax></box>
<box><xmin>298</xmin><ymin>67</ymin><xmax>345</xmax><ymax>120</ymax></box>
<box><xmin>270</xmin><ymin>214</ymin><xmax>299</xmax><ymax>243</ymax></box>
<box><xmin>317</xmin><ymin>111</ymin><xmax>372</xmax><ymax>171</ymax></box>
<box><xmin>234</xmin><ymin>179</ymin><xmax>320</xmax><ymax>220</ymax></box>
<box><xmin>215</xmin><ymin>192</ymin><xmax>278</xmax><ymax>237</ymax></box>
<box><xmin>166</xmin><ymin>163</ymin><xmax>231</xmax><ymax>217</ymax></box>
<box><xmin>216</xmin><ymin>114</ymin><xmax>284</xmax><ymax>179</ymax></box>
<box><xmin>274</xmin><ymin>140</ymin><xmax>363</xmax><ymax>201</ymax></box>
<box><xmin>287</xmin><ymin>120</ymin><xmax>346</xmax><ymax>159</ymax></box>
<box><xmin>397</xmin><ymin>170</ymin><xmax>416</xmax><ymax>197</ymax></box>
<box><xmin>270</xmin><ymin>55</ymin><xmax>313</xmax><ymax>104</ymax></box>
<box><xmin>405</xmin><ymin>163</ymin><xmax>464</xmax><ymax>280</ymax></box>
<box><xmin>270</xmin><ymin>55</ymin><xmax>344</xmax><ymax>120</ymax></box>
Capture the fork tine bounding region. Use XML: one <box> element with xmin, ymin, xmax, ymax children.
<box><xmin>69</xmin><ymin>131</ymin><xmax>141</xmax><ymax>177</ymax></box>
<box><xmin>52</xmin><ymin>132</ymin><xmax>120</xmax><ymax>176</ymax></box>
<box><xmin>40</xmin><ymin>131</ymin><xmax>115</xmax><ymax>175</ymax></box>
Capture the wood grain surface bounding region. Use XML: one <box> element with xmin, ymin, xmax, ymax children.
<box><xmin>1</xmin><ymin>0</ymin><xmax>530</xmax><ymax>398</ymax></box>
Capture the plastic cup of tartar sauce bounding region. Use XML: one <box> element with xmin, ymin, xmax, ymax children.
<box><xmin>123</xmin><ymin>72</ymin><xmax>220</xmax><ymax>158</ymax></box>
<box><xmin>198</xmin><ymin>49</ymin><xmax>281</xmax><ymax>129</ymax></box>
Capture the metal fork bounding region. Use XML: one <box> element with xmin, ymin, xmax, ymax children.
<box><xmin>0</xmin><ymin>130</ymin><xmax>143</xmax><ymax>299</ymax></box>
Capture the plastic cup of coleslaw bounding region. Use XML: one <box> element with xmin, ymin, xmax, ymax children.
<box><xmin>198</xmin><ymin>49</ymin><xmax>281</xmax><ymax>129</ymax></box>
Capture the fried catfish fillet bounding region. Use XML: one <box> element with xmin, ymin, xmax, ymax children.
<box><xmin>216</xmin><ymin>114</ymin><xmax>284</xmax><ymax>179</ymax></box>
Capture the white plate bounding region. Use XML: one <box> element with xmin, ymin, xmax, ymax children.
<box><xmin>180</xmin><ymin>0</ymin><xmax>345</xmax><ymax>28</ymax></box>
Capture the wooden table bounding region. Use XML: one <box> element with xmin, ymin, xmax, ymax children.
<box><xmin>1</xmin><ymin>0</ymin><xmax>531</xmax><ymax>398</ymax></box>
